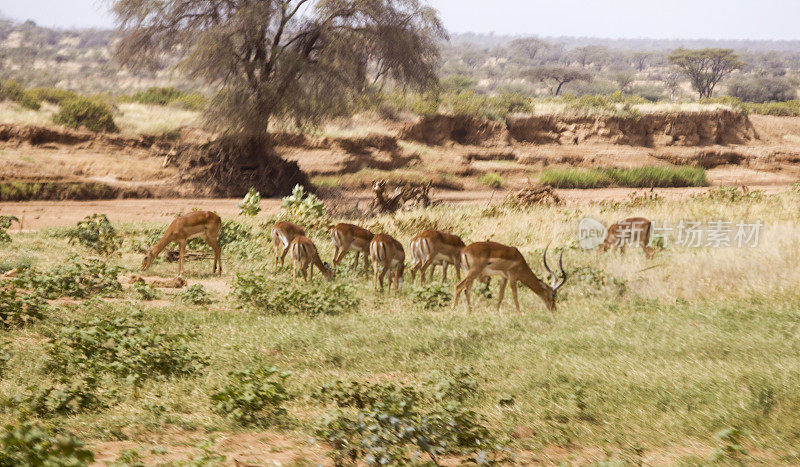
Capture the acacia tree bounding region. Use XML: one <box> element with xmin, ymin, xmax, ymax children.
<box><xmin>524</xmin><ymin>66</ymin><xmax>592</xmax><ymax>96</ymax></box>
<box><xmin>508</xmin><ymin>38</ymin><xmax>551</xmax><ymax>65</ymax></box>
<box><xmin>668</xmin><ymin>48</ymin><xmax>744</xmax><ymax>99</ymax></box>
<box><xmin>111</xmin><ymin>0</ymin><xmax>446</xmax><ymax>138</ymax></box>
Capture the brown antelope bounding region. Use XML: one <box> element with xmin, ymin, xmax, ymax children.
<box><xmin>288</xmin><ymin>236</ymin><xmax>333</xmax><ymax>283</ymax></box>
<box><xmin>408</xmin><ymin>230</ymin><xmax>466</xmax><ymax>284</ymax></box>
<box><xmin>369</xmin><ymin>233</ymin><xmax>405</xmax><ymax>291</ymax></box>
<box><xmin>453</xmin><ymin>242</ymin><xmax>567</xmax><ymax>313</ymax></box>
<box><xmin>142</xmin><ymin>211</ymin><xmax>222</xmax><ymax>277</ymax></box>
<box><xmin>331</xmin><ymin>223</ymin><xmax>374</xmax><ymax>272</ymax></box>
<box><xmin>600</xmin><ymin>217</ymin><xmax>654</xmax><ymax>259</ymax></box>
<box><xmin>271</xmin><ymin>222</ymin><xmax>306</xmax><ymax>271</ymax></box>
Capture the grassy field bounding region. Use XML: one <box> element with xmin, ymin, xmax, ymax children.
<box><xmin>1</xmin><ymin>188</ymin><xmax>800</xmax><ymax>464</ymax></box>
<box><xmin>540</xmin><ymin>166</ymin><xmax>709</xmax><ymax>189</ymax></box>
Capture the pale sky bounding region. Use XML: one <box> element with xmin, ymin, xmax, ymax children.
<box><xmin>1</xmin><ymin>0</ymin><xmax>799</xmax><ymax>40</ymax></box>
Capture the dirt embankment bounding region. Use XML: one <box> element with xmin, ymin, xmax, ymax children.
<box><xmin>400</xmin><ymin>110</ymin><xmax>757</xmax><ymax>147</ymax></box>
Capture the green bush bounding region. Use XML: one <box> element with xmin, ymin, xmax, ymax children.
<box><xmin>0</xmin><ymin>286</ymin><xmax>47</xmax><ymax>328</ymax></box>
<box><xmin>65</xmin><ymin>214</ymin><xmax>122</xmax><ymax>256</ymax></box>
<box><xmin>46</xmin><ymin>311</ymin><xmax>208</xmax><ymax>385</ymax></box>
<box><xmin>281</xmin><ymin>184</ymin><xmax>326</xmax><ymax>221</ymax></box>
<box><xmin>126</xmin><ymin>87</ymin><xmax>207</xmax><ymax>110</ymax></box>
<box><xmin>0</xmin><ymin>80</ymin><xmax>40</xmax><ymax>110</ymax></box>
<box><xmin>210</xmin><ymin>366</ymin><xmax>291</xmax><ymax>426</ymax></box>
<box><xmin>232</xmin><ymin>273</ymin><xmax>359</xmax><ymax>316</ymax></box>
<box><xmin>479</xmin><ymin>173</ymin><xmax>503</xmax><ymax>189</ymax></box>
<box><xmin>694</xmin><ymin>186</ymin><xmax>765</xmax><ymax>202</ymax></box>
<box><xmin>237</xmin><ymin>187</ymin><xmax>262</xmax><ymax>216</ymax></box>
<box><xmin>28</xmin><ymin>87</ymin><xmax>80</xmax><ymax>105</ymax></box>
<box><xmin>131</xmin><ymin>281</ymin><xmax>158</xmax><ymax>301</ymax></box>
<box><xmin>53</xmin><ymin>97</ymin><xmax>119</xmax><ymax>133</ymax></box>
<box><xmin>15</xmin><ymin>375</ymin><xmax>106</xmax><ymax>417</ymax></box>
<box><xmin>0</xmin><ymin>216</ymin><xmax>19</xmax><ymax>244</ymax></box>
<box><xmin>411</xmin><ymin>283</ymin><xmax>452</xmax><ymax>310</ymax></box>
<box><xmin>176</xmin><ymin>284</ymin><xmax>212</xmax><ymax>305</ymax></box>
<box><xmin>540</xmin><ymin>166</ymin><xmax>708</xmax><ymax>189</ymax></box>
<box><xmin>0</xmin><ymin>419</ymin><xmax>94</xmax><ymax>466</ymax></box>
<box><xmin>13</xmin><ymin>257</ymin><xmax>121</xmax><ymax>299</ymax></box>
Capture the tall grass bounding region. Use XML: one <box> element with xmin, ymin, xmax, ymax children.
<box><xmin>540</xmin><ymin>166</ymin><xmax>708</xmax><ymax>189</ymax></box>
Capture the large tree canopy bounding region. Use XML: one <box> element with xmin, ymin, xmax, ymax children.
<box><xmin>524</xmin><ymin>66</ymin><xmax>592</xmax><ymax>96</ymax></box>
<box><xmin>112</xmin><ymin>0</ymin><xmax>446</xmax><ymax>137</ymax></box>
<box><xmin>668</xmin><ymin>48</ymin><xmax>744</xmax><ymax>99</ymax></box>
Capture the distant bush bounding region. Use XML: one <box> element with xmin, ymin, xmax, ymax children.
<box><xmin>0</xmin><ymin>419</ymin><xmax>94</xmax><ymax>466</ymax></box>
<box><xmin>541</xmin><ymin>166</ymin><xmax>708</xmax><ymax>189</ymax></box>
<box><xmin>479</xmin><ymin>173</ymin><xmax>503</xmax><ymax>189</ymax></box>
<box><xmin>176</xmin><ymin>284</ymin><xmax>212</xmax><ymax>305</ymax></box>
<box><xmin>126</xmin><ymin>87</ymin><xmax>207</xmax><ymax>110</ymax></box>
<box><xmin>132</xmin><ymin>281</ymin><xmax>158</xmax><ymax>301</ymax></box>
<box><xmin>0</xmin><ymin>215</ymin><xmax>19</xmax><ymax>243</ymax></box>
<box><xmin>13</xmin><ymin>257</ymin><xmax>121</xmax><ymax>299</ymax></box>
<box><xmin>53</xmin><ymin>97</ymin><xmax>118</xmax><ymax>132</ymax></box>
<box><xmin>28</xmin><ymin>87</ymin><xmax>80</xmax><ymax>105</ymax></box>
<box><xmin>0</xmin><ymin>285</ymin><xmax>47</xmax><ymax>328</ymax></box>
<box><xmin>232</xmin><ymin>273</ymin><xmax>359</xmax><ymax>316</ymax></box>
<box><xmin>746</xmin><ymin>100</ymin><xmax>800</xmax><ymax>117</ymax></box>
<box><xmin>210</xmin><ymin>366</ymin><xmax>291</xmax><ymax>426</ymax></box>
<box><xmin>15</xmin><ymin>374</ymin><xmax>106</xmax><ymax>417</ymax></box>
<box><xmin>46</xmin><ymin>311</ymin><xmax>208</xmax><ymax>385</ymax></box>
<box><xmin>65</xmin><ymin>213</ymin><xmax>122</xmax><ymax>256</ymax></box>
<box><xmin>0</xmin><ymin>80</ymin><xmax>40</xmax><ymax>110</ymax></box>
<box><xmin>727</xmin><ymin>76</ymin><xmax>796</xmax><ymax>103</ymax></box>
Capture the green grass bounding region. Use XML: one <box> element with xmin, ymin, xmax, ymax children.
<box><xmin>2</xmin><ymin>191</ymin><xmax>800</xmax><ymax>463</ymax></box>
<box><xmin>540</xmin><ymin>166</ymin><xmax>708</xmax><ymax>189</ymax></box>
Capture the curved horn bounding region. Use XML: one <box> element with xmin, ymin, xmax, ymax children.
<box><xmin>553</xmin><ymin>248</ymin><xmax>568</xmax><ymax>292</ymax></box>
<box><xmin>543</xmin><ymin>242</ymin><xmax>556</xmax><ymax>282</ymax></box>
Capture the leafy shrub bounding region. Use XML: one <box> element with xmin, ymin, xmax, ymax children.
<box><xmin>237</xmin><ymin>187</ymin><xmax>261</xmax><ymax>216</ymax></box>
<box><xmin>315</xmin><ymin>379</ymin><xmax>505</xmax><ymax>466</ymax></box>
<box><xmin>695</xmin><ymin>186</ymin><xmax>766</xmax><ymax>202</ymax></box>
<box><xmin>0</xmin><ymin>80</ymin><xmax>40</xmax><ymax>110</ymax></box>
<box><xmin>727</xmin><ymin>76</ymin><xmax>796</xmax><ymax>103</ymax></box>
<box><xmin>0</xmin><ymin>215</ymin><xmax>19</xmax><ymax>244</ymax></box>
<box><xmin>15</xmin><ymin>375</ymin><xmax>106</xmax><ymax>417</ymax></box>
<box><xmin>217</xmin><ymin>219</ymin><xmax>252</xmax><ymax>248</ymax></box>
<box><xmin>53</xmin><ymin>97</ymin><xmax>119</xmax><ymax>133</ymax></box>
<box><xmin>65</xmin><ymin>214</ymin><xmax>122</xmax><ymax>256</ymax></box>
<box><xmin>0</xmin><ymin>419</ymin><xmax>94</xmax><ymax>466</ymax></box>
<box><xmin>132</xmin><ymin>281</ymin><xmax>158</xmax><ymax>301</ymax></box>
<box><xmin>126</xmin><ymin>87</ymin><xmax>207</xmax><ymax>110</ymax></box>
<box><xmin>540</xmin><ymin>166</ymin><xmax>707</xmax><ymax>189</ymax></box>
<box><xmin>746</xmin><ymin>99</ymin><xmax>800</xmax><ymax>117</ymax></box>
<box><xmin>28</xmin><ymin>87</ymin><xmax>80</xmax><ymax>105</ymax></box>
<box><xmin>13</xmin><ymin>257</ymin><xmax>121</xmax><ymax>299</ymax></box>
<box><xmin>210</xmin><ymin>366</ymin><xmax>291</xmax><ymax>426</ymax></box>
<box><xmin>479</xmin><ymin>173</ymin><xmax>503</xmax><ymax>189</ymax></box>
<box><xmin>46</xmin><ymin>312</ymin><xmax>208</xmax><ymax>385</ymax></box>
<box><xmin>176</xmin><ymin>284</ymin><xmax>212</xmax><ymax>305</ymax></box>
<box><xmin>281</xmin><ymin>184</ymin><xmax>326</xmax><ymax>222</ymax></box>
<box><xmin>232</xmin><ymin>273</ymin><xmax>359</xmax><ymax>316</ymax></box>
<box><xmin>426</xmin><ymin>366</ymin><xmax>480</xmax><ymax>403</ymax></box>
<box><xmin>0</xmin><ymin>286</ymin><xmax>47</xmax><ymax>328</ymax></box>
<box><xmin>411</xmin><ymin>283</ymin><xmax>452</xmax><ymax>310</ymax></box>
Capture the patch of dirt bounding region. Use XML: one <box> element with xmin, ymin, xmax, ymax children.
<box><xmin>505</xmin><ymin>184</ymin><xmax>562</xmax><ymax>206</ymax></box>
<box><xmin>400</xmin><ymin>114</ymin><xmax>510</xmax><ymax>146</ymax></box>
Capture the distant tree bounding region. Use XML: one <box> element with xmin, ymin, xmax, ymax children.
<box><xmin>461</xmin><ymin>48</ymin><xmax>487</xmax><ymax>69</ymax></box>
<box><xmin>508</xmin><ymin>38</ymin><xmax>551</xmax><ymax>65</ymax></box>
<box><xmin>662</xmin><ymin>72</ymin><xmax>681</xmax><ymax>102</ymax></box>
<box><xmin>524</xmin><ymin>66</ymin><xmax>592</xmax><ymax>96</ymax></box>
<box><xmin>570</xmin><ymin>45</ymin><xmax>609</xmax><ymax>70</ymax></box>
<box><xmin>668</xmin><ymin>48</ymin><xmax>744</xmax><ymax>99</ymax></box>
<box><xmin>631</xmin><ymin>52</ymin><xmax>651</xmax><ymax>71</ymax></box>
<box><xmin>726</xmin><ymin>75</ymin><xmax>796</xmax><ymax>103</ymax></box>
<box><xmin>111</xmin><ymin>0</ymin><xmax>446</xmax><ymax>139</ymax></box>
<box><xmin>612</xmin><ymin>71</ymin><xmax>635</xmax><ymax>94</ymax></box>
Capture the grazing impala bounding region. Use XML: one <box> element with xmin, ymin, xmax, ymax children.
<box><xmin>408</xmin><ymin>230</ymin><xmax>466</xmax><ymax>284</ymax></box>
<box><xmin>600</xmin><ymin>217</ymin><xmax>654</xmax><ymax>259</ymax></box>
<box><xmin>369</xmin><ymin>233</ymin><xmax>405</xmax><ymax>291</ymax></box>
<box><xmin>142</xmin><ymin>211</ymin><xmax>222</xmax><ymax>277</ymax></box>
<box><xmin>289</xmin><ymin>236</ymin><xmax>334</xmax><ymax>283</ymax></box>
<box><xmin>453</xmin><ymin>242</ymin><xmax>567</xmax><ymax>313</ymax></box>
<box><xmin>271</xmin><ymin>222</ymin><xmax>306</xmax><ymax>271</ymax></box>
<box><xmin>331</xmin><ymin>223</ymin><xmax>374</xmax><ymax>272</ymax></box>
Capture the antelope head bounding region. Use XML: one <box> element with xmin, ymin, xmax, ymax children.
<box><xmin>542</xmin><ymin>244</ymin><xmax>568</xmax><ymax>311</ymax></box>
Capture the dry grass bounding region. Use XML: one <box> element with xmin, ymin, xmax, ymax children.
<box><xmin>114</xmin><ymin>103</ymin><xmax>201</xmax><ymax>137</ymax></box>
<box><xmin>0</xmin><ymin>101</ymin><xmax>57</xmax><ymax>126</ymax></box>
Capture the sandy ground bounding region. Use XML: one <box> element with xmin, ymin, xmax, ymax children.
<box><xmin>0</xmin><ymin>185</ymin><xmax>790</xmax><ymax>231</ymax></box>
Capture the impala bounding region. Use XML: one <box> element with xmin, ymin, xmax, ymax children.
<box><xmin>289</xmin><ymin>235</ymin><xmax>333</xmax><ymax>283</ymax></box>
<box><xmin>453</xmin><ymin>242</ymin><xmax>567</xmax><ymax>313</ymax></box>
<box><xmin>369</xmin><ymin>233</ymin><xmax>405</xmax><ymax>290</ymax></box>
<box><xmin>331</xmin><ymin>223</ymin><xmax>374</xmax><ymax>272</ymax></box>
<box><xmin>600</xmin><ymin>217</ymin><xmax>654</xmax><ymax>259</ymax></box>
<box><xmin>142</xmin><ymin>210</ymin><xmax>222</xmax><ymax>277</ymax></box>
<box><xmin>271</xmin><ymin>221</ymin><xmax>306</xmax><ymax>271</ymax></box>
<box><xmin>408</xmin><ymin>230</ymin><xmax>466</xmax><ymax>284</ymax></box>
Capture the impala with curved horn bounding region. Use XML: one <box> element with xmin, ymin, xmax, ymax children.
<box><xmin>453</xmin><ymin>241</ymin><xmax>567</xmax><ymax>312</ymax></box>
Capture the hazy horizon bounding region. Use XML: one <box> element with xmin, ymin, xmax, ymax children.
<box><xmin>2</xmin><ymin>0</ymin><xmax>800</xmax><ymax>41</ymax></box>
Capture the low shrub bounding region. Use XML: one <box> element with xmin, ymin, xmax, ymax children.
<box><xmin>126</xmin><ymin>87</ymin><xmax>207</xmax><ymax>110</ymax></box>
<box><xmin>232</xmin><ymin>273</ymin><xmax>359</xmax><ymax>316</ymax></box>
<box><xmin>237</xmin><ymin>187</ymin><xmax>262</xmax><ymax>216</ymax></box>
<box><xmin>695</xmin><ymin>186</ymin><xmax>766</xmax><ymax>202</ymax></box>
<box><xmin>210</xmin><ymin>366</ymin><xmax>291</xmax><ymax>426</ymax></box>
<box><xmin>0</xmin><ymin>80</ymin><xmax>40</xmax><ymax>110</ymax></box>
<box><xmin>15</xmin><ymin>375</ymin><xmax>107</xmax><ymax>417</ymax></box>
<box><xmin>53</xmin><ymin>97</ymin><xmax>119</xmax><ymax>133</ymax></box>
<box><xmin>540</xmin><ymin>166</ymin><xmax>707</xmax><ymax>189</ymax></box>
<box><xmin>0</xmin><ymin>419</ymin><xmax>94</xmax><ymax>466</ymax></box>
<box><xmin>46</xmin><ymin>312</ymin><xmax>208</xmax><ymax>385</ymax></box>
<box><xmin>65</xmin><ymin>214</ymin><xmax>122</xmax><ymax>256</ymax></box>
<box><xmin>28</xmin><ymin>87</ymin><xmax>80</xmax><ymax>105</ymax></box>
<box><xmin>176</xmin><ymin>284</ymin><xmax>212</xmax><ymax>305</ymax></box>
<box><xmin>411</xmin><ymin>283</ymin><xmax>452</xmax><ymax>310</ymax></box>
<box><xmin>281</xmin><ymin>184</ymin><xmax>327</xmax><ymax>228</ymax></box>
<box><xmin>0</xmin><ymin>215</ymin><xmax>19</xmax><ymax>244</ymax></box>
<box><xmin>0</xmin><ymin>286</ymin><xmax>47</xmax><ymax>328</ymax></box>
<box><xmin>132</xmin><ymin>281</ymin><xmax>158</xmax><ymax>301</ymax></box>
<box><xmin>479</xmin><ymin>173</ymin><xmax>503</xmax><ymax>189</ymax></box>
<box><xmin>13</xmin><ymin>257</ymin><xmax>121</xmax><ymax>299</ymax></box>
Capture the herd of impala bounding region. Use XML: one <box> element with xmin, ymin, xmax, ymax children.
<box><xmin>142</xmin><ymin>210</ymin><xmax>655</xmax><ymax>312</ymax></box>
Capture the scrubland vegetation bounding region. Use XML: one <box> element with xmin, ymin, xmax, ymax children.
<box><xmin>1</xmin><ymin>187</ymin><xmax>800</xmax><ymax>463</ymax></box>
<box><xmin>540</xmin><ymin>166</ymin><xmax>708</xmax><ymax>189</ymax></box>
